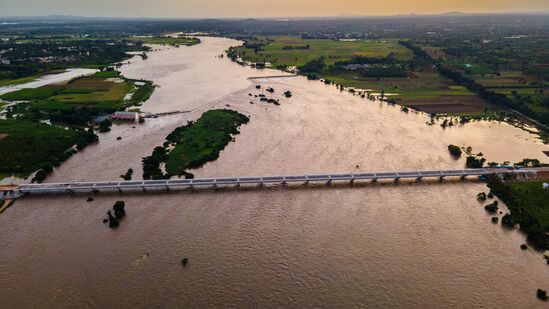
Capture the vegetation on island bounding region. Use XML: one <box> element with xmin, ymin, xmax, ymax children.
<box><xmin>120</xmin><ymin>168</ymin><xmax>133</xmax><ymax>181</ymax></box>
<box><xmin>538</xmin><ymin>289</ymin><xmax>548</xmax><ymax>301</ymax></box>
<box><xmin>105</xmin><ymin>201</ymin><xmax>126</xmax><ymax>229</ymax></box>
<box><xmin>142</xmin><ymin>109</ymin><xmax>249</xmax><ymax>179</ymax></box>
<box><xmin>447</xmin><ymin>144</ymin><xmax>462</xmax><ymax>157</ymax></box>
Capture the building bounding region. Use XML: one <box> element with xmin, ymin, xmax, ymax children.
<box><xmin>113</xmin><ymin>111</ymin><xmax>139</xmax><ymax>122</ymax></box>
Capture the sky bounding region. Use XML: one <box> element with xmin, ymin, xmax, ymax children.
<box><xmin>1</xmin><ymin>0</ymin><xmax>548</xmax><ymax>18</ymax></box>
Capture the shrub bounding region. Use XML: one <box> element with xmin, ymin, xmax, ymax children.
<box><xmin>448</xmin><ymin>145</ymin><xmax>462</xmax><ymax>157</ymax></box>
<box><xmin>484</xmin><ymin>201</ymin><xmax>499</xmax><ymax>213</ymax></box>
<box><xmin>537</xmin><ymin>289</ymin><xmax>548</xmax><ymax>301</ymax></box>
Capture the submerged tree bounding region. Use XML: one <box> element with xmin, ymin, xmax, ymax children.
<box><xmin>113</xmin><ymin>201</ymin><xmax>126</xmax><ymax>219</ymax></box>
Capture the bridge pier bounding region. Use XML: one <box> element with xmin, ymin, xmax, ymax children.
<box><xmin>438</xmin><ymin>176</ymin><xmax>445</xmax><ymax>182</ymax></box>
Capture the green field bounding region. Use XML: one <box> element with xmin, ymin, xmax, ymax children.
<box><xmin>0</xmin><ymin>119</ymin><xmax>93</xmax><ymax>175</ymax></box>
<box><xmin>235</xmin><ymin>36</ymin><xmax>412</xmax><ymax>67</ymax></box>
<box><xmin>488</xmin><ymin>176</ymin><xmax>549</xmax><ymax>250</ymax></box>
<box><xmin>0</xmin><ymin>75</ymin><xmax>40</xmax><ymax>87</ymax></box>
<box><xmin>507</xmin><ymin>181</ymin><xmax>549</xmax><ymax>228</ymax></box>
<box><xmin>0</xmin><ymin>85</ymin><xmax>63</xmax><ymax>101</ymax></box>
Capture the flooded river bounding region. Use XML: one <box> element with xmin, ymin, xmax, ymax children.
<box><xmin>1</xmin><ymin>37</ymin><xmax>548</xmax><ymax>308</ymax></box>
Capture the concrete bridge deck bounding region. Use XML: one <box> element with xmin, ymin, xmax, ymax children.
<box><xmin>13</xmin><ymin>167</ymin><xmax>548</xmax><ymax>195</ymax></box>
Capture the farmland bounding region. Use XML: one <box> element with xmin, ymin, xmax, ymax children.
<box><xmin>0</xmin><ymin>70</ymin><xmax>154</xmax><ymax>179</ymax></box>
<box><xmin>415</xmin><ymin>36</ymin><xmax>549</xmax><ymax>126</ymax></box>
<box><xmin>231</xmin><ymin>36</ymin><xmax>493</xmax><ymax>115</ymax></box>
<box><xmin>2</xmin><ymin>70</ymin><xmax>153</xmax><ymax>112</ymax></box>
<box><xmin>233</xmin><ymin>36</ymin><xmax>412</xmax><ymax>67</ymax></box>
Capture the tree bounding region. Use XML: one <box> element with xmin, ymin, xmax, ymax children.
<box><xmin>448</xmin><ymin>145</ymin><xmax>462</xmax><ymax>157</ymax></box>
<box><xmin>113</xmin><ymin>201</ymin><xmax>126</xmax><ymax>219</ymax></box>
<box><xmin>107</xmin><ymin>211</ymin><xmax>120</xmax><ymax>229</ymax></box>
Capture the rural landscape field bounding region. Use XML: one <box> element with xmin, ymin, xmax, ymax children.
<box><xmin>0</xmin><ymin>1</ymin><xmax>549</xmax><ymax>308</ymax></box>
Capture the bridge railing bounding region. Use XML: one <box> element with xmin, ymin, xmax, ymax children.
<box><xmin>14</xmin><ymin>167</ymin><xmax>543</xmax><ymax>195</ymax></box>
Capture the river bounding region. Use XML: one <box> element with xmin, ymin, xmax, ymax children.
<box><xmin>0</xmin><ymin>37</ymin><xmax>548</xmax><ymax>308</ymax></box>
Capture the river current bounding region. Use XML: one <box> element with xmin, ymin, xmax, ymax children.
<box><xmin>1</xmin><ymin>37</ymin><xmax>548</xmax><ymax>308</ymax></box>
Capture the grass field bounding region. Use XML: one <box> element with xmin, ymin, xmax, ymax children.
<box><xmin>507</xmin><ymin>181</ymin><xmax>549</xmax><ymax>228</ymax></box>
<box><xmin>0</xmin><ymin>75</ymin><xmax>40</xmax><ymax>87</ymax></box>
<box><xmin>235</xmin><ymin>36</ymin><xmax>413</xmax><ymax>67</ymax></box>
<box><xmin>0</xmin><ymin>85</ymin><xmax>63</xmax><ymax>101</ymax></box>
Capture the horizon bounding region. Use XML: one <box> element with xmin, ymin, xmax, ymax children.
<box><xmin>0</xmin><ymin>0</ymin><xmax>548</xmax><ymax>19</ymax></box>
<box><xmin>1</xmin><ymin>10</ymin><xmax>549</xmax><ymax>20</ymax></box>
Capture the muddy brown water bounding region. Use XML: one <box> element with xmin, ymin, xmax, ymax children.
<box><xmin>1</xmin><ymin>37</ymin><xmax>548</xmax><ymax>308</ymax></box>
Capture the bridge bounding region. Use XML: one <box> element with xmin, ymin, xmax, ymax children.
<box><xmin>12</xmin><ymin>167</ymin><xmax>548</xmax><ymax>196</ymax></box>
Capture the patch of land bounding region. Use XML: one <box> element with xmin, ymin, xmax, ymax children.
<box><xmin>0</xmin><ymin>119</ymin><xmax>97</xmax><ymax>176</ymax></box>
<box><xmin>488</xmin><ymin>176</ymin><xmax>549</xmax><ymax>250</ymax></box>
<box><xmin>142</xmin><ymin>109</ymin><xmax>249</xmax><ymax>179</ymax></box>
<box><xmin>416</xmin><ymin>37</ymin><xmax>549</xmax><ymax>126</ymax></box>
<box><xmin>233</xmin><ymin>36</ymin><xmax>412</xmax><ymax>66</ymax></box>
<box><xmin>0</xmin><ymin>70</ymin><xmax>154</xmax><ymax>181</ymax></box>
<box><xmin>3</xmin><ymin>70</ymin><xmax>153</xmax><ymax>115</ymax></box>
